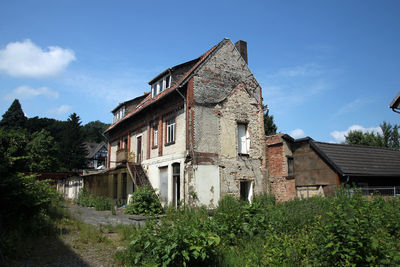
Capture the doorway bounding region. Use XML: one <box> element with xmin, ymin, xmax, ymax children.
<box><xmin>136</xmin><ymin>136</ymin><xmax>142</xmax><ymax>163</ymax></box>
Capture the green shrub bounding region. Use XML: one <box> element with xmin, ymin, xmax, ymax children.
<box><xmin>125</xmin><ymin>186</ymin><xmax>163</xmax><ymax>216</ymax></box>
<box><xmin>117</xmin><ymin>207</ymin><xmax>220</xmax><ymax>266</ymax></box>
<box><xmin>93</xmin><ymin>196</ymin><xmax>113</xmax><ymax>211</ymax></box>
<box><xmin>77</xmin><ymin>186</ymin><xmax>95</xmax><ymax>207</ymax></box>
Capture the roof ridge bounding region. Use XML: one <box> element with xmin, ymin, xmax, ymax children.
<box><xmin>313</xmin><ymin>140</ymin><xmax>400</xmax><ymax>152</ymax></box>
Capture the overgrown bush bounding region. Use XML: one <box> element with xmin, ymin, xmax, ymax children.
<box><xmin>77</xmin><ymin>186</ymin><xmax>95</xmax><ymax>207</ymax></box>
<box><xmin>117</xmin><ymin>189</ymin><xmax>400</xmax><ymax>266</ymax></box>
<box><xmin>125</xmin><ymin>186</ymin><xmax>163</xmax><ymax>216</ymax></box>
<box><xmin>117</xmin><ymin>207</ymin><xmax>220</xmax><ymax>266</ymax></box>
<box><xmin>93</xmin><ymin>196</ymin><xmax>113</xmax><ymax>211</ymax></box>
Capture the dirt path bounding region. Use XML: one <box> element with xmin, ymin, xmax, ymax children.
<box><xmin>6</xmin><ymin>205</ymin><xmax>148</xmax><ymax>266</ymax></box>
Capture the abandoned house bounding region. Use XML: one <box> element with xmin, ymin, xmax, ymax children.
<box><xmin>267</xmin><ymin>133</ymin><xmax>400</xmax><ymax>201</ymax></box>
<box><xmin>85</xmin><ymin>141</ymin><xmax>108</xmax><ymax>170</ymax></box>
<box><xmin>84</xmin><ymin>38</ymin><xmax>267</xmax><ymax>207</ymax></box>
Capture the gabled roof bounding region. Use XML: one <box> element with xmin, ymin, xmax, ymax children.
<box><xmin>85</xmin><ymin>141</ymin><xmax>107</xmax><ymax>159</ymax></box>
<box><xmin>111</xmin><ymin>94</ymin><xmax>149</xmax><ymax>113</ymax></box>
<box><xmin>311</xmin><ymin>141</ymin><xmax>400</xmax><ymax>177</ymax></box>
<box><xmin>280</xmin><ymin>134</ymin><xmax>400</xmax><ymax>177</ymax></box>
<box><xmin>390</xmin><ymin>92</ymin><xmax>400</xmax><ymax>113</ymax></box>
<box><xmin>105</xmin><ymin>38</ymin><xmax>229</xmax><ymax>133</ymax></box>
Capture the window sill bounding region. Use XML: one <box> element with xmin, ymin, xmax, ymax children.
<box><xmin>165</xmin><ymin>141</ymin><xmax>175</xmax><ymax>147</ymax></box>
<box><xmin>286</xmin><ymin>176</ymin><xmax>295</xmax><ymax>180</ymax></box>
<box><xmin>238</xmin><ymin>153</ymin><xmax>250</xmax><ymax>157</ymax></box>
<box><xmin>152</xmin><ymin>145</ymin><xmax>158</xmax><ymax>149</ymax></box>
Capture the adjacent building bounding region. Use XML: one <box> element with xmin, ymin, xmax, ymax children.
<box><xmin>267</xmin><ymin>133</ymin><xmax>400</xmax><ymax>200</ymax></box>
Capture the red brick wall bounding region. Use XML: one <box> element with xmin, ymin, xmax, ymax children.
<box><xmin>266</xmin><ymin>134</ymin><xmax>296</xmax><ymax>201</ymax></box>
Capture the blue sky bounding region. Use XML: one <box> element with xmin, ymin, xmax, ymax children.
<box><xmin>0</xmin><ymin>0</ymin><xmax>399</xmax><ymax>143</ymax></box>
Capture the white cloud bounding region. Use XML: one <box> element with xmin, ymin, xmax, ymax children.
<box><xmin>48</xmin><ymin>105</ymin><xmax>71</xmax><ymax>115</ymax></box>
<box><xmin>5</xmin><ymin>85</ymin><xmax>59</xmax><ymax>100</ymax></box>
<box><xmin>290</xmin><ymin>128</ymin><xmax>306</xmax><ymax>139</ymax></box>
<box><xmin>0</xmin><ymin>39</ymin><xmax>76</xmax><ymax>77</ymax></box>
<box><xmin>330</xmin><ymin>125</ymin><xmax>382</xmax><ymax>143</ymax></box>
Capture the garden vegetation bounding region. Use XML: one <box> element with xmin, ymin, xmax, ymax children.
<box><xmin>116</xmin><ymin>189</ymin><xmax>400</xmax><ymax>266</ymax></box>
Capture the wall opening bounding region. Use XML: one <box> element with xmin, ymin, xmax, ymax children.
<box><xmin>113</xmin><ymin>174</ymin><xmax>118</xmax><ymax>199</ymax></box>
<box><xmin>172</xmin><ymin>163</ymin><xmax>181</xmax><ymax>207</ymax></box>
<box><xmin>122</xmin><ymin>173</ymin><xmax>127</xmax><ymax>200</ymax></box>
<box><xmin>240</xmin><ymin>181</ymin><xmax>253</xmax><ymax>202</ymax></box>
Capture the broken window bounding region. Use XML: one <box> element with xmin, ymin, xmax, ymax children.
<box><xmin>166</xmin><ymin>118</ymin><xmax>175</xmax><ymax>144</ymax></box>
<box><xmin>237</xmin><ymin>123</ymin><xmax>249</xmax><ymax>154</ymax></box>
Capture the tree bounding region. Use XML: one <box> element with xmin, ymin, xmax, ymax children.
<box><xmin>27</xmin><ymin>129</ymin><xmax>60</xmax><ymax>172</ymax></box>
<box><xmin>345</xmin><ymin>121</ymin><xmax>400</xmax><ymax>150</ymax></box>
<box><xmin>263</xmin><ymin>104</ymin><xmax>277</xmax><ymax>136</ymax></box>
<box><xmin>59</xmin><ymin>113</ymin><xmax>87</xmax><ymax>170</ymax></box>
<box><xmin>0</xmin><ymin>99</ymin><xmax>27</xmax><ymax>130</ymax></box>
<box><xmin>82</xmin><ymin>120</ymin><xmax>110</xmax><ymax>143</ymax></box>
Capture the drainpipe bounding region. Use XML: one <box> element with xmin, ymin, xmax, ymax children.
<box><xmin>175</xmin><ymin>85</ymin><xmax>187</xmax><ymax>205</ymax></box>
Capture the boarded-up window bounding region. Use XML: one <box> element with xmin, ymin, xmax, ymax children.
<box><xmin>159</xmin><ymin>166</ymin><xmax>168</xmax><ymax>203</ymax></box>
<box><xmin>287</xmin><ymin>156</ymin><xmax>294</xmax><ymax>177</ymax></box>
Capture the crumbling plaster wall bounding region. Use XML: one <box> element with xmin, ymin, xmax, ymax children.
<box><xmin>189</xmin><ymin>40</ymin><xmax>266</xmax><ymax>200</ymax></box>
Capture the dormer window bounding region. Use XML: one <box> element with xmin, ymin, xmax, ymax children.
<box><xmin>113</xmin><ymin>105</ymin><xmax>126</xmax><ymax>123</ymax></box>
<box><xmin>151</xmin><ymin>75</ymin><xmax>171</xmax><ymax>98</ymax></box>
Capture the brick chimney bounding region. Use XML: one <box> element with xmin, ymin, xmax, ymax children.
<box><xmin>235</xmin><ymin>40</ymin><xmax>248</xmax><ymax>64</ymax></box>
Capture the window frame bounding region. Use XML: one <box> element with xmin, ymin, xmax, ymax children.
<box><xmin>237</xmin><ymin>122</ymin><xmax>250</xmax><ymax>155</ymax></box>
<box><xmin>165</xmin><ymin>117</ymin><xmax>176</xmax><ymax>145</ymax></box>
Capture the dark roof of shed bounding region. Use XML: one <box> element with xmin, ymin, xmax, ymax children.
<box><xmin>311</xmin><ymin>141</ymin><xmax>400</xmax><ymax>177</ymax></box>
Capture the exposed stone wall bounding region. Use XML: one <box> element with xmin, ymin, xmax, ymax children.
<box><xmin>189</xmin><ymin>40</ymin><xmax>267</xmax><ymax>200</ymax></box>
<box><xmin>266</xmin><ymin>134</ymin><xmax>296</xmax><ymax>201</ymax></box>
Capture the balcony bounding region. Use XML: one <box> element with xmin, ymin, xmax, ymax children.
<box><xmin>116</xmin><ymin>149</ymin><xmax>128</xmax><ymax>163</ymax></box>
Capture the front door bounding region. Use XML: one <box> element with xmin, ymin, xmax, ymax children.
<box><xmin>137</xmin><ymin>136</ymin><xmax>142</xmax><ymax>163</ymax></box>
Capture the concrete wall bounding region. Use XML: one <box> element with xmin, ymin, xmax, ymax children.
<box><xmin>57</xmin><ymin>176</ymin><xmax>83</xmax><ymax>200</ymax></box>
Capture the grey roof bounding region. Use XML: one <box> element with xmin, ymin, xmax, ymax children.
<box><xmin>390</xmin><ymin>92</ymin><xmax>400</xmax><ymax>110</ymax></box>
<box><xmin>85</xmin><ymin>141</ymin><xmax>107</xmax><ymax>159</ymax></box>
<box><xmin>311</xmin><ymin>141</ymin><xmax>400</xmax><ymax>177</ymax></box>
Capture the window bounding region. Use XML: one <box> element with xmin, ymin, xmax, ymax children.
<box><xmin>113</xmin><ymin>106</ymin><xmax>125</xmax><ymax>123</ymax></box>
<box><xmin>151</xmin><ymin>75</ymin><xmax>172</xmax><ymax>98</ymax></box>
<box><xmin>237</xmin><ymin>123</ymin><xmax>249</xmax><ymax>154</ymax></box>
<box><xmin>159</xmin><ymin>166</ymin><xmax>168</xmax><ymax>203</ymax></box>
<box><xmin>166</xmin><ymin>118</ymin><xmax>176</xmax><ymax>144</ymax></box>
<box><xmin>152</xmin><ymin>122</ymin><xmax>158</xmax><ymax>147</ymax></box>
<box><xmin>166</xmin><ymin>75</ymin><xmax>171</xmax><ymax>88</ymax></box>
<box><xmin>122</xmin><ymin>173</ymin><xmax>127</xmax><ymax>200</ymax></box>
<box><xmin>287</xmin><ymin>156</ymin><xmax>294</xmax><ymax>177</ymax></box>
<box><xmin>240</xmin><ymin>181</ymin><xmax>253</xmax><ymax>202</ymax></box>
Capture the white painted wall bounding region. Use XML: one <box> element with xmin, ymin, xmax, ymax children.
<box><xmin>193</xmin><ymin>165</ymin><xmax>220</xmax><ymax>208</ymax></box>
<box><xmin>142</xmin><ymin>153</ymin><xmax>185</xmax><ymax>206</ymax></box>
